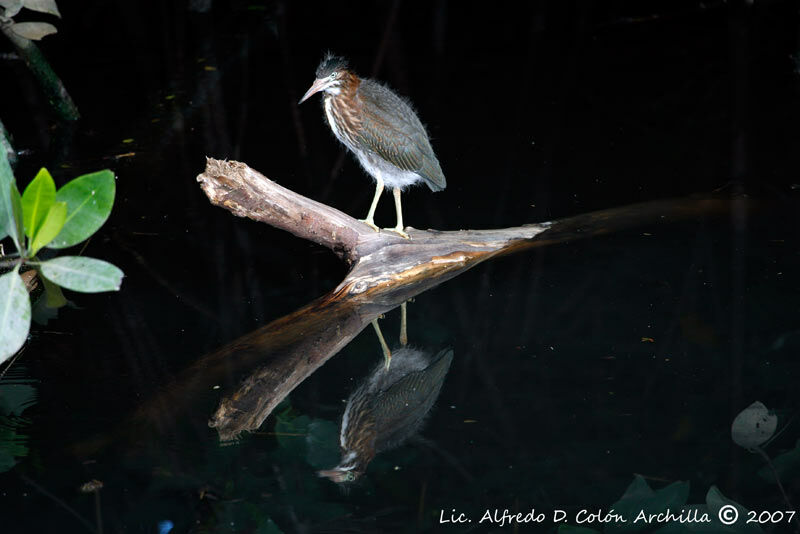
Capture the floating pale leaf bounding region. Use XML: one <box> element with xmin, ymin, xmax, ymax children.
<box><xmin>21</xmin><ymin>168</ymin><xmax>55</xmax><ymax>239</ymax></box>
<box><xmin>8</xmin><ymin>21</ymin><xmax>57</xmax><ymax>40</ymax></box>
<box><xmin>731</xmin><ymin>401</ymin><xmax>777</xmax><ymax>450</ymax></box>
<box><xmin>29</xmin><ymin>201</ymin><xmax>66</xmax><ymax>255</ymax></box>
<box><xmin>49</xmin><ymin>170</ymin><xmax>115</xmax><ymax>249</ymax></box>
<box><xmin>39</xmin><ymin>256</ymin><xmax>123</xmax><ymax>293</ymax></box>
<box><xmin>0</xmin><ymin>268</ymin><xmax>31</xmax><ymax>363</ymax></box>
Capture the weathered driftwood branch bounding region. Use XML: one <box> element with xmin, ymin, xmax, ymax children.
<box><xmin>197</xmin><ymin>158</ymin><xmax>731</xmax><ymax>300</ymax></box>
<box><xmin>197</xmin><ymin>158</ymin><xmax>552</xmax><ymax>299</ymax></box>
<box><xmin>197</xmin><ymin>158</ymin><xmax>366</xmax><ymax>261</ymax></box>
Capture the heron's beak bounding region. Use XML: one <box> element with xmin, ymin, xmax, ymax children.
<box><xmin>317</xmin><ymin>469</ymin><xmax>353</xmax><ymax>483</ymax></box>
<box><xmin>299</xmin><ymin>78</ymin><xmax>328</xmax><ymax>104</ymax></box>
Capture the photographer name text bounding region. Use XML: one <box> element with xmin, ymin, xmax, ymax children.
<box><xmin>438</xmin><ymin>507</ymin><xmax>797</xmax><ymax>528</ymax></box>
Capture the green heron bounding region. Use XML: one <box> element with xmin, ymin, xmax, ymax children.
<box><xmin>318</xmin><ymin>346</ymin><xmax>454</xmax><ymax>484</ymax></box>
<box><xmin>299</xmin><ymin>53</ymin><xmax>446</xmax><ymax>238</ymax></box>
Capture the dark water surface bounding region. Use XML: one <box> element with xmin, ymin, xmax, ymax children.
<box><xmin>1</xmin><ymin>1</ymin><xmax>799</xmax><ymax>533</ymax></box>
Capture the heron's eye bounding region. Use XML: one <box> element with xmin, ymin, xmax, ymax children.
<box><xmin>329</xmin><ymin>72</ymin><xmax>337</xmax><ymax>80</ymax></box>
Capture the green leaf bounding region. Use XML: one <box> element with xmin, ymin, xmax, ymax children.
<box><xmin>0</xmin><ymin>145</ymin><xmax>21</xmax><ymax>249</ymax></box>
<box><xmin>28</xmin><ymin>201</ymin><xmax>66</xmax><ymax>256</ymax></box>
<box><xmin>652</xmin><ymin>505</ymin><xmax>716</xmax><ymax>533</ymax></box>
<box><xmin>558</xmin><ymin>526</ymin><xmax>600</xmax><ymax>534</ymax></box>
<box><xmin>305</xmin><ymin>419</ymin><xmax>340</xmax><ymax>470</ymax></box>
<box><xmin>0</xmin><ymin>149</ymin><xmax>13</xmax><ymax>243</ymax></box>
<box><xmin>40</xmin><ymin>274</ymin><xmax>66</xmax><ymax>308</ymax></box>
<box><xmin>32</xmin><ymin>294</ymin><xmax>59</xmax><ymax>326</ymax></box>
<box><xmin>0</xmin><ymin>1</ymin><xmax>24</xmax><ymax>19</ymax></box>
<box><xmin>21</xmin><ymin>168</ymin><xmax>56</xmax><ymax>239</ymax></box>
<box><xmin>8</xmin><ymin>21</ymin><xmax>58</xmax><ymax>41</ymax></box>
<box><xmin>21</xmin><ymin>0</ymin><xmax>62</xmax><ymax>18</ymax></box>
<box><xmin>275</xmin><ymin>413</ymin><xmax>311</xmax><ymax>454</ymax></box>
<box><xmin>0</xmin><ymin>383</ymin><xmax>37</xmax><ymax>417</ymax></box>
<box><xmin>255</xmin><ymin>518</ymin><xmax>285</xmax><ymax>534</ymax></box>
<box><xmin>9</xmin><ymin>182</ymin><xmax>25</xmax><ymax>254</ymax></box>
<box><xmin>704</xmin><ymin>486</ymin><xmax>764</xmax><ymax>534</ymax></box>
<box><xmin>618</xmin><ymin>474</ymin><xmax>655</xmax><ymax>501</ymax></box>
<box><xmin>0</xmin><ymin>267</ymin><xmax>31</xmax><ymax>364</ymax></box>
<box><xmin>758</xmin><ymin>440</ymin><xmax>800</xmax><ymax>481</ymax></box>
<box><xmin>39</xmin><ymin>256</ymin><xmax>123</xmax><ymax>293</ymax></box>
<box><xmin>49</xmin><ymin>170</ymin><xmax>115</xmax><ymax>249</ymax></box>
<box><xmin>606</xmin><ymin>475</ymin><xmax>690</xmax><ymax>534</ymax></box>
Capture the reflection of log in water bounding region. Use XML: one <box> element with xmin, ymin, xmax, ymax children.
<box><xmin>207</xmin><ymin>293</ymin><xmax>377</xmax><ymax>442</ymax></box>
<box><xmin>318</xmin><ymin>347</ymin><xmax>453</xmax><ymax>484</ymax></box>
<box><xmin>205</xmin><ymin>297</ymin><xmax>425</xmax><ymax>442</ymax></box>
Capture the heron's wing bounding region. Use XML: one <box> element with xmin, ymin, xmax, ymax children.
<box><xmin>369</xmin><ymin>348</ymin><xmax>454</xmax><ymax>451</ymax></box>
<box><xmin>356</xmin><ymin>81</ymin><xmax>446</xmax><ymax>191</ymax></box>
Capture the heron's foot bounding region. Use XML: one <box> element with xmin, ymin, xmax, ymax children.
<box><xmin>385</xmin><ymin>226</ymin><xmax>411</xmax><ymax>239</ymax></box>
<box><xmin>359</xmin><ymin>218</ymin><xmax>380</xmax><ymax>232</ymax></box>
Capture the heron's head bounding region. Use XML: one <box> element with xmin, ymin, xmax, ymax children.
<box><xmin>299</xmin><ymin>53</ymin><xmax>351</xmax><ymax>103</ymax></box>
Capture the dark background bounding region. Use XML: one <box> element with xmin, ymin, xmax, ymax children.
<box><xmin>1</xmin><ymin>0</ymin><xmax>799</xmax><ymax>532</ymax></box>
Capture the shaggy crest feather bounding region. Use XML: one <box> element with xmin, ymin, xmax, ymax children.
<box><xmin>315</xmin><ymin>52</ymin><xmax>348</xmax><ymax>78</ymax></box>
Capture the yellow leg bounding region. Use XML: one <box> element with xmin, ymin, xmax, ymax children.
<box><xmin>360</xmin><ymin>176</ymin><xmax>383</xmax><ymax>232</ymax></box>
<box><xmin>371</xmin><ymin>318</ymin><xmax>392</xmax><ymax>369</ymax></box>
<box><xmin>386</xmin><ymin>187</ymin><xmax>410</xmax><ymax>239</ymax></box>
<box><xmin>399</xmin><ymin>301</ymin><xmax>408</xmax><ymax>346</ymax></box>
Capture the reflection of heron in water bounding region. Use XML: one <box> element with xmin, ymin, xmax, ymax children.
<box><xmin>318</xmin><ymin>302</ymin><xmax>453</xmax><ymax>484</ymax></box>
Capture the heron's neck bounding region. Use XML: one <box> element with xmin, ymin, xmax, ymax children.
<box><xmin>324</xmin><ymin>72</ymin><xmax>360</xmax><ymax>103</ymax></box>
<box><xmin>336</xmin><ymin>448</ymin><xmax>374</xmax><ymax>473</ymax></box>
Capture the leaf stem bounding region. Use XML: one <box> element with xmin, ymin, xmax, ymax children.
<box><xmin>0</xmin><ymin>346</ymin><xmax>24</xmax><ymax>380</ymax></box>
<box><xmin>18</xmin><ymin>473</ymin><xmax>97</xmax><ymax>533</ymax></box>
<box><xmin>0</xmin><ymin>24</ymin><xmax>80</xmax><ymax>121</ymax></box>
<box><xmin>754</xmin><ymin>446</ymin><xmax>798</xmax><ymax>529</ymax></box>
<box><xmin>0</xmin><ymin>256</ymin><xmax>22</xmax><ymax>269</ymax></box>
